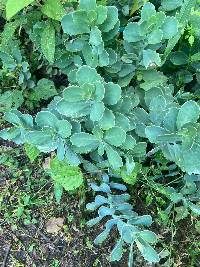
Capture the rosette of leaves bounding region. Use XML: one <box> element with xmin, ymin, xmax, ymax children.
<box><xmin>61</xmin><ymin>0</ymin><xmax>120</xmax><ymax>68</ymax></box>
<box><xmin>86</xmin><ymin>174</ymin><xmax>160</xmax><ymax>265</ymax></box>
<box><xmin>55</xmin><ymin>65</ymin><xmax>141</xmax><ymax>170</ymax></box>
<box><xmin>134</xmin><ymin>84</ymin><xmax>200</xmax><ymax>175</ymax></box>
<box><xmin>61</xmin><ymin>0</ymin><xmax>137</xmax><ymax>88</ymax></box>
<box><xmin>123</xmin><ymin>2</ymin><xmax>178</xmax><ymax>69</ymax></box>
<box><xmin>0</xmin><ymin>65</ymin><xmax>144</xmax><ymax>171</ymax></box>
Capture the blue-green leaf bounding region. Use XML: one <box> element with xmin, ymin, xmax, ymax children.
<box><xmin>70</xmin><ymin>133</ymin><xmax>99</xmax><ymax>148</ymax></box>
<box><xmin>110</xmin><ymin>239</ymin><xmax>123</xmax><ymax>261</ymax></box>
<box><xmin>104</xmin><ymin>127</ymin><xmax>126</xmax><ymax>147</ymax></box>
<box><xmin>176</xmin><ymin>101</ymin><xmax>200</xmax><ymax>129</ymax></box>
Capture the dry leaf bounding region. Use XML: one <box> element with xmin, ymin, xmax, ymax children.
<box><xmin>46</xmin><ymin>217</ymin><xmax>64</xmax><ymax>234</ymax></box>
<box><xmin>43</xmin><ymin>152</ymin><xmax>56</xmax><ymax>170</ymax></box>
<box><xmin>43</xmin><ymin>157</ymin><xmax>51</xmax><ymax>170</ymax></box>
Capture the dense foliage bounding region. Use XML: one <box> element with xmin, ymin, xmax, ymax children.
<box><xmin>1</xmin><ymin>0</ymin><xmax>200</xmax><ymax>265</ymax></box>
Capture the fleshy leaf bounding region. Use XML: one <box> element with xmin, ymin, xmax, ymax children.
<box><xmin>104</xmin><ymin>127</ymin><xmax>126</xmax><ymax>147</ymax></box>
<box><xmin>177</xmin><ymin>101</ymin><xmax>200</xmax><ymax>129</ymax></box>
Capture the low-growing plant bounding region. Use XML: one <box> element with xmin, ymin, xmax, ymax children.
<box><xmin>87</xmin><ymin>174</ymin><xmax>159</xmax><ymax>265</ymax></box>
<box><xmin>1</xmin><ymin>0</ymin><xmax>200</xmax><ymax>265</ymax></box>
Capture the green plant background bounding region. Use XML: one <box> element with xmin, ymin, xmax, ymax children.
<box><xmin>1</xmin><ymin>0</ymin><xmax>200</xmax><ymax>266</ymax></box>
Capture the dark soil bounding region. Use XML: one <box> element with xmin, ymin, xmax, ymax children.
<box><xmin>0</xmin><ymin>142</ymin><xmax>128</xmax><ymax>267</ymax></box>
<box><xmin>0</xmin><ymin>141</ymin><xmax>200</xmax><ymax>267</ymax></box>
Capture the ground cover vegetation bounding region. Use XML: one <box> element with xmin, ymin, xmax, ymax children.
<box><xmin>1</xmin><ymin>0</ymin><xmax>200</xmax><ymax>266</ymax></box>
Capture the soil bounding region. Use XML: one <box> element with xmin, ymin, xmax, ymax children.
<box><xmin>0</xmin><ymin>141</ymin><xmax>200</xmax><ymax>267</ymax></box>
<box><xmin>0</xmin><ymin>140</ymin><xmax>129</xmax><ymax>267</ymax></box>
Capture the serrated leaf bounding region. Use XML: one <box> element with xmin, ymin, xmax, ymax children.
<box><xmin>162</xmin><ymin>16</ymin><xmax>178</xmax><ymax>39</ymax></box>
<box><xmin>141</xmin><ymin>3</ymin><xmax>156</xmax><ymax>21</ymax></box>
<box><xmin>128</xmin><ymin>215</ymin><xmax>153</xmax><ymax>226</ymax></box>
<box><xmin>61</xmin><ymin>11</ymin><xmax>90</xmax><ymax>35</ymax></box>
<box><xmin>145</xmin><ymin>126</ymin><xmax>166</xmax><ymax>143</ymax></box>
<box><xmin>94</xmin><ymin>229</ymin><xmax>110</xmax><ymax>245</ymax></box>
<box><xmin>89</xmin><ymin>26</ymin><xmax>102</xmax><ymax>46</ymax></box>
<box><xmin>189</xmin><ymin>203</ymin><xmax>200</xmax><ymax>215</ymax></box>
<box><xmin>82</xmin><ymin>44</ymin><xmax>98</xmax><ymax>67</ymax></box>
<box><xmin>136</xmin><ymin>239</ymin><xmax>160</xmax><ymax>263</ymax></box>
<box><xmin>41</xmin><ymin>0</ymin><xmax>65</xmax><ymax>21</ymax></box>
<box><xmin>56</xmin><ymin>120</ymin><xmax>72</xmax><ymax>138</ymax></box>
<box><xmin>25</xmin><ymin>131</ymin><xmax>54</xmax><ymax>146</ymax></box>
<box><xmin>35</xmin><ymin>111</ymin><xmax>57</xmax><ymax>128</ymax></box>
<box><xmin>41</xmin><ymin>23</ymin><xmax>55</xmax><ymax>63</ymax></box>
<box><xmin>104</xmin><ymin>82</ymin><xmax>121</xmax><ymax>105</ymax></box>
<box><xmin>6</xmin><ymin>0</ymin><xmax>34</xmax><ymax>19</ymax></box>
<box><xmin>123</xmin><ymin>22</ymin><xmax>142</xmax><ymax>43</ymax></box>
<box><xmin>79</xmin><ymin>0</ymin><xmax>96</xmax><ymax>10</ymax></box>
<box><xmin>4</xmin><ymin>110</ymin><xmax>33</xmax><ymax>128</ymax></box>
<box><xmin>148</xmin><ymin>29</ymin><xmax>163</xmax><ymax>44</ymax></box>
<box><xmin>96</xmin><ymin>5</ymin><xmax>107</xmax><ymax>25</ymax></box>
<box><xmin>105</xmin><ymin>144</ymin><xmax>123</xmax><ymax>169</ymax></box>
<box><xmin>161</xmin><ymin>0</ymin><xmax>183</xmax><ymax>11</ymax></box>
<box><xmin>24</xmin><ymin>143</ymin><xmax>40</xmax><ymax>162</ymax></box>
<box><xmin>99</xmin><ymin>50</ymin><xmax>109</xmax><ymax>67</ymax></box>
<box><xmin>63</xmin><ymin>85</ymin><xmax>94</xmax><ymax>102</ymax></box>
<box><xmin>176</xmin><ymin>101</ymin><xmax>200</xmax><ymax>129</ymax></box>
<box><xmin>90</xmin><ymin>102</ymin><xmax>105</xmax><ymax>121</ymax></box>
<box><xmin>104</xmin><ymin>127</ymin><xmax>126</xmax><ymax>147</ymax></box>
<box><xmin>87</xmin><ymin>217</ymin><xmax>102</xmax><ymax>227</ymax></box>
<box><xmin>99</xmin><ymin>108</ymin><xmax>115</xmax><ymax>130</ymax></box>
<box><xmin>115</xmin><ymin>113</ymin><xmax>130</xmax><ymax>132</ymax></box>
<box><xmin>139</xmin><ymin>231</ymin><xmax>157</xmax><ymax>244</ymax></box>
<box><xmin>163</xmin><ymin>108</ymin><xmax>179</xmax><ymax>132</ymax></box>
<box><xmin>76</xmin><ymin>66</ymin><xmax>101</xmax><ymax>86</ymax></box>
<box><xmin>50</xmin><ymin>157</ymin><xmax>83</xmax><ymax>191</ymax></box>
<box><xmin>56</xmin><ymin>99</ymin><xmax>90</xmax><ymax>118</ymax></box>
<box><xmin>95</xmin><ymin>82</ymin><xmax>105</xmax><ymax>101</ymax></box>
<box><xmin>143</xmin><ymin>50</ymin><xmax>161</xmax><ymax>69</ymax></box>
<box><xmin>0</xmin><ymin>128</ymin><xmax>22</xmax><ymax>144</ymax></box>
<box><xmin>123</xmin><ymin>135</ymin><xmax>136</xmax><ymax>150</ymax></box>
<box><xmin>102</xmin><ymin>20</ymin><xmax>119</xmax><ymax>41</ymax></box>
<box><xmin>99</xmin><ymin>6</ymin><xmax>118</xmax><ymax>32</ymax></box>
<box><xmin>70</xmin><ymin>133</ymin><xmax>99</xmax><ymax>148</ymax></box>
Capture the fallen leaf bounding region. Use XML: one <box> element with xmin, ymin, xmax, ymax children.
<box><xmin>43</xmin><ymin>152</ymin><xmax>56</xmax><ymax>170</ymax></box>
<box><xmin>43</xmin><ymin>157</ymin><xmax>51</xmax><ymax>170</ymax></box>
<box><xmin>46</xmin><ymin>217</ymin><xmax>64</xmax><ymax>234</ymax></box>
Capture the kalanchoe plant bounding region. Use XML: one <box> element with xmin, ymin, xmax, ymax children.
<box><xmin>86</xmin><ymin>174</ymin><xmax>160</xmax><ymax>266</ymax></box>
<box><xmin>0</xmin><ymin>65</ymin><xmax>143</xmax><ymax>172</ymax></box>
<box><xmin>138</xmin><ymin>85</ymin><xmax>200</xmax><ymax>174</ymax></box>
<box><xmin>1</xmin><ymin>0</ymin><xmax>200</xmax><ymax>265</ymax></box>
<box><xmin>123</xmin><ymin>2</ymin><xmax>178</xmax><ymax>69</ymax></box>
<box><xmin>61</xmin><ymin>0</ymin><xmax>119</xmax><ymax>68</ymax></box>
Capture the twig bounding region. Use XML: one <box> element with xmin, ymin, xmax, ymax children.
<box><xmin>2</xmin><ymin>244</ymin><xmax>11</xmax><ymax>267</ymax></box>
<box><xmin>146</xmin><ymin>147</ymin><xmax>161</xmax><ymax>157</ymax></box>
